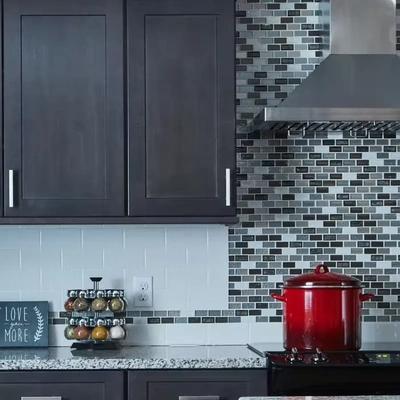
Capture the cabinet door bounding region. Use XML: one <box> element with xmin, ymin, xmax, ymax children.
<box><xmin>128</xmin><ymin>0</ymin><xmax>236</xmax><ymax>217</ymax></box>
<box><xmin>128</xmin><ymin>370</ymin><xmax>267</xmax><ymax>400</ymax></box>
<box><xmin>0</xmin><ymin>371</ymin><xmax>124</xmax><ymax>400</ymax></box>
<box><xmin>3</xmin><ymin>0</ymin><xmax>125</xmax><ymax>217</ymax></box>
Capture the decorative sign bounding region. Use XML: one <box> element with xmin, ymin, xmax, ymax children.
<box><xmin>0</xmin><ymin>302</ymin><xmax>48</xmax><ymax>348</ymax></box>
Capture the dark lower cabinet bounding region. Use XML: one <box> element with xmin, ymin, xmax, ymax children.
<box><xmin>0</xmin><ymin>370</ymin><xmax>124</xmax><ymax>400</ymax></box>
<box><xmin>127</xmin><ymin>370</ymin><xmax>268</xmax><ymax>400</ymax></box>
<box><xmin>0</xmin><ymin>369</ymin><xmax>266</xmax><ymax>400</ymax></box>
<box><xmin>128</xmin><ymin>0</ymin><xmax>236</xmax><ymax>218</ymax></box>
<box><xmin>3</xmin><ymin>0</ymin><xmax>125</xmax><ymax>217</ymax></box>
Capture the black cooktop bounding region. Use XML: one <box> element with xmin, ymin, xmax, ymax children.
<box><xmin>267</xmin><ymin>349</ymin><xmax>400</xmax><ymax>366</ymax></box>
<box><xmin>247</xmin><ymin>343</ymin><xmax>400</xmax><ymax>366</ymax></box>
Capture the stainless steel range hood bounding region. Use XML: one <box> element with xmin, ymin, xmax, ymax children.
<box><xmin>252</xmin><ymin>0</ymin><xmax>400</xmax><ymax>132</ymax></box>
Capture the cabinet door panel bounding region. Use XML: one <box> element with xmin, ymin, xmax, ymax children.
<box><xmin>148</xmin><ymin>381</ymin><xmax>247</xmax><ymax>400</ymax></box>
<box><xmin>4</xmin><ymin>0</ymin><xmax>124</xmax><ymax>217</ymax></box>
<box><xmin>145</xmin><ymin>15</ymin><xmax>218</xmax><ymax>200</ymax></box>
<box><xmin>128</xmin><ymin>0</ymin><xmax>236</xmax><ymax>217</ymax></box>
<box><xmin>128</xmin><ymin>370</ymin><xmax>268</xmax><ymax>400</ymax></box>
<box><xmin>0</xmin><ymin>371</ymin><xmax>124</xmax><ymax>400</ymax></box>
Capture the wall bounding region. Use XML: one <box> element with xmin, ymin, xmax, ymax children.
<box><xmin>0</xmin><ymin>0</ymin><xmax>399</xmax><ymax>347</ymax></box>
<box><xmin>232</xmin><ymin>0</ymin><xmax>400</xmax><ymax>343</ymax></box>
<box><xmin>0</xmin><ymin>225</ymin><xmax>235</xmax><ymax>346</ymax></box>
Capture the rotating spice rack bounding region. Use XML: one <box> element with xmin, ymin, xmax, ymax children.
<box><xmin>64</xmin><ymin>277</ymin><xmax>127</xmax><ymax>350</ymax></box>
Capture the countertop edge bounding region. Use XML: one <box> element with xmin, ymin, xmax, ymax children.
<box><xmin>0</xmin><ymin>357</ymin><xmax>266</xmax><ymax>370</ymax></box>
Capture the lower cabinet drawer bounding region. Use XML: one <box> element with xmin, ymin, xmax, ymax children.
<box><xmin>128</xmin><ymin>370</ymin><xmax>267</xmax><ymax>400</ymax></box>
<box><xmin>0</xmin><ymin>371</ymin><xmax>124</xmax><ymax>400</ymax></box>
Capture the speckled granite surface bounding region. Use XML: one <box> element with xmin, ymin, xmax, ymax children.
<box><xmin>0</xmin><ymin>345</ymin><xmax>265</xmax><ymax>370</ymax></box>
<box><xmin>239</xmin><ymin>397</ymin><xmax>400</xmax><ymax>400</ymax></box>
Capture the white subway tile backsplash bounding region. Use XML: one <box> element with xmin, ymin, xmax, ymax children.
<box><xmin>40</xmin><ymin>248</ymin><xmax>62</xmax><ymax>270</ymax></box>
<box><xmin>166</xmin><ymin>268</ymin><xmax>190</xmax><ymax>290</ymax></box>
<box><xmin>19</xmin><ymin>268</ymin><xmax>41</xmax><ymax>292</ymax></box>
<box><xmin>0</xmin><ymin>272</ymin><xmax>24</xmax><ymax>291</ymax></box>
<box><xmin>248</xmin><ymin>322</ymin><xmax>282</xmax><ymax>344</ymax></box>
<box><xmin>0</xmin><ymin>249</ymin><xmax>20</xmax><ymax>270</ymax></box>
<box><xmin>20</xmin><ymin>290</ymin><xmax>60</xmax><ymax>311</ymax></box>
<box><xmin>207</xmin><ymin>323</ymin><xmax>249</xmax><ymax>345</ymax></box>
<box><xmin>125</xmin><ymin>239</ymin><xmax>147</xmax><ymax>263</ymax></box>
<box><xmin>0</xmin><ymin>227</ymin><xmax>40</xmax><ymax>249</ymax></box>
<box><xmin>0</xmin><ymin>291</ymin><xmax>21</xmax><ymax>301</ymax></box>
<box><xmin>185</xmin><ymin>268</ymin><xmax>208</xmax><ymax>291</ymax></box>
<box><xmin>81</xmin><ymin>247</ymin><xmax>104</xmax><ymax>269</ymax></box>
<box><xmin>82</xmin><ymin>268</ymin><xmax>125</xmax><ymax>289</ymax></box>
<box><xmin>62</xmin><ymin>249</ymin><xmax>84</xmax><ymax>269</ymax></box>
<box><xmin>166</xmin><ymin>323</ymin><xmax>208</xmax><ymax>345</ymax></box>
<box><xmin>49</xmin><ymin>325</ymin><xmax>69</xmax><ymax>347</ymax></box>
<box><xmin>41</xmin><ymin>227</ymin><xmax>82</xmax><ymax>250</ymax></box>
<box><xmin>82</xmin><ymin>226</ymin><xmax>124</xmax><ymax>250</ymax></box>
<box><xmin>125</xmin><ymin>226</ymin><xmax>165</xmax><ymax>251</ymax></box>
<box><xmin>187</xmin><ymin>249</ymin><xmax>209</xmax><ymax>270</ymax></box>
<box><xmin>187</xmin><ymin>289</ymin><xmax>227</xmax><ymax>310</ymax></box>
<box><xmin>0</xmin><ymin>224</ymin><xmax>231</xmax><ymax>345</ymax></box>
<box><xmin>153</xmin><ymin>289</ymin><xmax>187</xmax><ymax>310</ymax></box>
<box><xmin>128</xmin><ymin>324</ymin><xmax>167</xmax><ymax>346</ymax></box>
<box><xmin>21</xmin><ymin>249</ymin><xmax>41</xmax><ymax>270</ymax></box>
<box><xmin>148</xmin><ymin>267</ymin><xmax>166</xmax><ymax>290</ymax></box>
<box><xmin>40</xmin><ymin>267</ymin><xmax>82</xmax><ymax>294</ymax></box>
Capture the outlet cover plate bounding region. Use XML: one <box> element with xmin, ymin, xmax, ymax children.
<box><xmin>133</xmin><ymin>276</ymin><xmax>153</xmax><ymax>307</ymax></box>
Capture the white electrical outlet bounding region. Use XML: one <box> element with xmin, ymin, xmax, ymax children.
<box><xmin>133</xmin><ymin>276</ymin><xmax>153</xmax><ymax>307</ymax></box>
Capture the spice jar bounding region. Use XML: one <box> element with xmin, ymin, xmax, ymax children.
<box><xmin>64</xmin><ymin>297</ymin><xmax>75</xmax><ymax>311</ymax></box>
<box><xmin>92</xmin><ymin>321</ymin><xmax>109</xmax><ymax>341</ymax></box>
<box><xmin>109</xmin><ymin>297</ymin><xmax>124</xmax><ymax>312</ymax></box>
<box><xmin>109</xmin><ymin>319</ymin><xmax>126</xmax><ymax>340</ymax></box>
<box><xmin>73</xmin><ymin>296</ymin><xmax>90</xmax><ymax>312</ymax></box>
<box><xmin>73</xmin><ymin>321</ymin><xmax>91</xmax><ymax>340</ymax></box>
<box><xmin>64</xmin><ymin>325</ymin><xmax>75</xmax><ymax>340</ymax></box>
<box><xmin>91</xmin><ymin>296</ymin><xmax>107</xmax><ymax>312</ymax></box>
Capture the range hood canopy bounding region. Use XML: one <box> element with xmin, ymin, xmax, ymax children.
<box><xmin>253</xmin><ymin>0</ymin><xmax>400</xmax><ymax>132</ymax></box>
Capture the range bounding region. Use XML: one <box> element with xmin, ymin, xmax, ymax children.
<box><xmin>248</xmin><ymin>344</ymin><xmax>400</xmax><ymax>396</ymax></box>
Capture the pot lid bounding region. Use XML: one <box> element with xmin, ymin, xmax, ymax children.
<box><xmin>283</xmin><ymin>264</ymin><xmax>361</xmax><ymax>288</ymax></box>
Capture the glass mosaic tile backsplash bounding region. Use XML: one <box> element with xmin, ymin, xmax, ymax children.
<box><xmin>232</xmin><ymin>0</ymin><xmax>400</xmax><ymax>325</ymax></box>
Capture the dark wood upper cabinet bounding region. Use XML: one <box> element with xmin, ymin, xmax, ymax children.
<box><xmin>3</xmin><ymin>0</ymin><xmax>125</xmax><ymax>217</ymax></box>
<box><xmin>0</xmin><ymin>0</ymin><xmax>237</xmax><ymax>224</ymax></box>
<box><xmin>127</xmin><ymin>0</ymin><xmax>236</xmax><ymax>218</ymax></box>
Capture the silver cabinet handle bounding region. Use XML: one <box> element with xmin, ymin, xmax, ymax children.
<box><xmin>225</xmin><ymin>168</ymin><xmax>231</xmax><ymax>206</ymax></box>
<box><xmin>179</xmin><ymin>397</ymin><xmax>219</xmax><ymax>400</ymax></box>
<box><xmin>22</xmin><ymin>398</ymin><xmax>62</xmax><ymax>400</ymax></box>
<box><xmin>9</xmin><ymin>169</ymin><xmax>14</xmax><ymax>208</ymax></box>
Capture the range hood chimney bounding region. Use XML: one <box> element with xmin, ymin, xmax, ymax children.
<box><xmin>252</xmin><ymin>0</ymin><xmax>400</xmax><ymax>132</ymax></box>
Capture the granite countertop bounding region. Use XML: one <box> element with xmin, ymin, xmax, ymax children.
<box><xmin>0</xmin><ymin>345</ymin><xmax>265</xmax><ymax>370</ymax></box>
<box><xmin>239</xmin><ymin>397</ymin><xmax>400</xmax><ymax>400</ymax></box>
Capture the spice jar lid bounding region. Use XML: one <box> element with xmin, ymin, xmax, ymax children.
<box><xmin>283</xmin><ymin>264</ymin><xmax>361</xmax><ymax>288</ymax></box>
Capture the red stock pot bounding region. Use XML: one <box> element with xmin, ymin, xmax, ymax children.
<box><xmin>271</xmin><ymin>264</ymin><xmax>374</xmax><ymax>351</ymax></box>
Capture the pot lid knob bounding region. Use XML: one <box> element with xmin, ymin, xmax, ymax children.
<box><xmin>314</xmin><ymin>264</ymin><xmax>329</xmax><ymax>274</ymax></box>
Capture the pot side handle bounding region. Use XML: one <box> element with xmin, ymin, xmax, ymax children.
<box><xmin>271</xmin><ymin>293</ymin><xmax>286</xmax><ymax>302</ymax></box>
<box><xmin>360</xmin><ymin>293</ymin><xmax>374</xmax><ymax>302</ymax></box>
